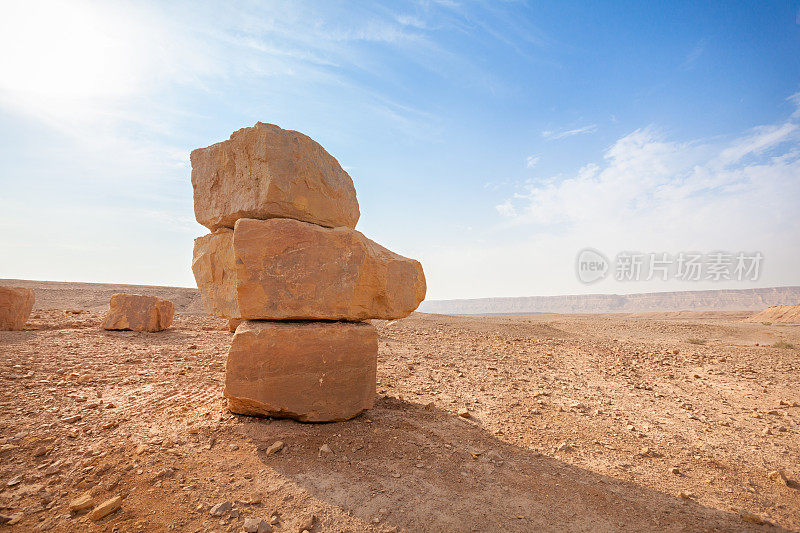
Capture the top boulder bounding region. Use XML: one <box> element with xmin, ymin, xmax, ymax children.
<box><xmin>191</xmin><ymin>122</ymin><xmax>360</xmax><ymax>231</ymax></box>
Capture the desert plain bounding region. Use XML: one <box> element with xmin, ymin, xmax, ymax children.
<box><xmin>1</xmin><ymin>280</ymin><xmax>799</xmax><ymax>532</ymax></box>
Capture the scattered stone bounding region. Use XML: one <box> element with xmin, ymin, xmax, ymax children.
<box><xmin>209</xmin><ymin>501</ymin><xmax>232</xmax><ymax>517</ymax></box>
<box><xmin>768</xmin><ymin>470</ymin><xmax>789</xmax><ymax>485</ymax></box>
<box><xmin>318</xmin><ymin>444</ymin><xmax>332</xmax><ymax>457</ymax></box>
<box><xmin>7</xmin><ymin>474</ymin><xmax>23</xmax><ymax>487</ymax></box>
<box><xmin>193</xmin><ymin>218</ymin><xmax>426</xmax><ymax>321</ymax></box>
<box><xmin>0</xmin><ymin>512</ymin><xmax>24</xmax><ymax>525</ymax></box>
<box><xmin>264</xmin><ymin>441</ymin><xmax>284</xmax><ymax>456</ymax></box>
<box><xmin>191</xmin><ymin>122</ymin><xmax>360</xmax><ymax>231</ymax></box>
<box><xmin>738</xmin><ymin>509</ymin><xmax>766</xmax><ymax>525</ymax></box>
<box><xmin>297</xmin><ymin>514</ymin><xmax>316</xmax><ymax>532</ymax></box>
<box><xmin>458</xmin><ymin>409</ymin><xmax>471</xmax><ymax>418</ymax></box>
<box><xmin>0</xmin><ymin>286</ymin><xmax>34</xmax><ymax>330</ymax></box>
<box><xmin>678</xmin><ymin>491</ymin><xmax>695</xmax><ymax>500</ymax></box>
<box><xmin>88</xmin><ymin>496</ymin><xmax>122</xmax><ymax>521</ymax></box>
<box><xmin>225</xmin><ymin>321</ymin><xmax>377</xmax><ymax>422</ymax></box>
<box><xmin>243</xmin><ymin>517</ymin><xmax>271</xmax><ymax>533</ymax></box>
<box><xmin>102</xmin><ymin>293</ymin><xmax>174</xmax><ymax>332</ymax></box>
<box><xmin>556</xmin><ymin>443</ymin><xmax>574</xmax><ymax>453</ymax></box>
<box><xmin>61</xmin><ymin>415</ymin><xmax>82</xmax><ymax>424</ymax></box>
<box><xmin>69</xmin><ymin>491</ymin><xmax>94</xmax><ymax>513</ymax></box>
<box><xmin>671</xmin><ymin>467</ymin><xmax>681</xmax><ymax>476</ymax></box>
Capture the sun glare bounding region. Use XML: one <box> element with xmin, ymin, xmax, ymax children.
<box><xmin>0</xmin><ymin>1</ymin><xmax>148</xmax><ymax>102</ymax></box>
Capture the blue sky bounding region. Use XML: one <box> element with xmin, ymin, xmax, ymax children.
<box><xmin>1</xmin><ymin>1</ymin><xmax>799</xmax><ymax>299</ymax></box>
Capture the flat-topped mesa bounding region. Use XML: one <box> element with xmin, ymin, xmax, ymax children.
<box><xmin>191</xmin><ymin>122</ymin><xmax>360</xmax><ymax>231</ymax></box>
<box><xmin>192</xmin><ymin>218</ymin><xmax>426</xmax><ymax>321</ymax></box>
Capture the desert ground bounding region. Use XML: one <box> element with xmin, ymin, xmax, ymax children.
<box><xmin>1</xmin><ymin>283</ymin><xmax>799</xmax><ymax>532</ymax></box>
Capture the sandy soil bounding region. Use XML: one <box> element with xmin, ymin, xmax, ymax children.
<box><xmin>1</xmin><ymin>302</ymin><xmax>799</xmax><ymax>531</ymax></box>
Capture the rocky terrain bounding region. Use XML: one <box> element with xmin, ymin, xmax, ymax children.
<box><xmin>421</xmin><ymin>286</ymin><xmax>800</xmax><ymax>315</ymax></box>
<box><xmin>1</xmin><ymin>286</ymin><xmax>799</xmax><ymax>531</ymax></box>
<box><xmin>747</xmin><ymin>306</ymin><xmax>800</xmax><ymax>324</ymax></box>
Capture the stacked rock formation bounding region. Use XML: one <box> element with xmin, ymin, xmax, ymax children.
<box><xmin>191</xmin><ymin>122</ymin><xmax>426</xmax><ymax>422</ymax></box>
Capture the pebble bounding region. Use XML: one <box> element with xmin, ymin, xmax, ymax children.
<box><xmin>768</xmin><ymin>470</ymin><xmax>789</xmax><ymax>485</ymax></box>
<box><xmin>265</xmin><ymin>441</ymin><xmax>284</xmax><ymax>456</ymax></box>
<box><xmin>243</xmin><ymin>517</ymin><xmax>271</xmax><ymax>533</ymax></box>
<box><xmin>69</xmin><ymin>491</ymin><xmax>94</xmax><ymax>512</ymax></box>
<box><xmin>318</xmin><ymin>444</ymin><xmax>332</xmax><ymax>457</ymax></box>
<box><xmin>738</xmin><ymin>509</ymin><xmax>766</xmax><ymax>525</ymax></box>
<box><xmin>61</xmin><ymin>415</ymin><xmax>82</xmax><ymax>424</ymax></box>
<box><xmin>7</xmin><ymin>475</ymin><xmax>23</xmax><ymax>487</ymax></box>
<box><xmin>209</xmin><ymin>501</ymin><xmax>232</xmax><ymax>517</ymax></box>
<box><xmin>88</xmin><ymin>496</ymin><xmax>122</xmax><ymax>521</ymax></box>
<box><xmin>297</xmin><ymin>514</ymin><xmax>316</xmax><ymax>532</ymax></box>
<box><xmin>457</xmin><ymin>409</ymin><xmax>471</xmax><ymax>418</ymax></box>
<box><xmin>0</xmin><ymin>512</ymin><xmax>24</xmax><ymax>525</ymax></box>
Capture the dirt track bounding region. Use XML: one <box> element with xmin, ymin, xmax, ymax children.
<box><xmin>1</xmin><ymin>307</ymin><xmax>799</xmax><ymax>532</ymax></box>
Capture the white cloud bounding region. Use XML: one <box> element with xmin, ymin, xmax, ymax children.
<box><xmin>458</xmin><ymin>112</ymin><xmax>800</xmax><ymax>297</ymax></box>
<box><xmin>542</xmin><ymin>124</ymin><xmax>598</xmax><ymax>140</ymax></box>
<box><xmin>525</xmin><ymin>154</ymin><xmax>540</xmax><ymax>168</ymax></box>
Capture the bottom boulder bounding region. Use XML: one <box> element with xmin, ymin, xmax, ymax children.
<box><xmin>102</xmin><ymin>294</ymin><xmax>174</xmax><ymax>332</ymax></box>
<box><xmin>224</xmin><ymin>320</ymin><xmax>377</xmax><ymax>422</ymax></box>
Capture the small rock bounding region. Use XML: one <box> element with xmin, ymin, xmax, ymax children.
<box><xmin>762</xmin><ymin>428</ymin><xmax>772</xmax><ymax>436</ymax></box>
<box><xmin>0</xmin><ymin>512</ymin><xmax>24</xmax><ymax>525</ymax></box>
<box><xmin>61</xmin><ymin>415</ymin><xmax>82</xmax><ymax>424</ymax></box>
<box><xmin>297</xmin><ymin>514</ymin><xmax>315</xmax><ymax>532</ymax></box>
<box><xmin>318</xmin><ymin>444</ymin><xmax>332</xmax><ymax>457</ymax></box>
<box><xmin>265</xmin><ymin>441</ymin><xmax>284</xmax><ymax>456</ymax></box>
<box><xmin>671</xmin><ymin>467</ymin><xmax>681</xmax><ymax>476</ymax></box>
<box><xmin>7</xmin><ymin>475</ymin><xmax>23</xmax><ymax>487</ymax></box>
<box><xmin>738</xmin><ymin>509</ymin><xmax>765</xmax><ymax>525</ymax></box>
<box><xmin>88</xmin><ymin>496</ymin><xmax>122</xmax><ymax>521</ymax></box>
<box><xmin>210</xmin><ymin>501</ymin><xmax>232</xmax><ymax>517</ymax></box>
<box><xmin>269</xmin><ymin>514</ymin><xmax>280</xmax><ymax>525</ymax></box>
<box><xmin>69</xmin><ymin>491</ymin><xmax>94</xmax><ymax>512</ymax></box>
<box><xmin>244</xmin><ymin>517</ymin><xmax>270</xmax><ymax>533</ymax></box>
<box><xmin>768</xmin><ymin>470</ymin><xmax>789</xmax><ymax>485</ymax></box>
<box><xmin>678</xmin><ymin>491</ymin><xmax>695</xmax><ymax>500</ymax></box>
<box><xmin>457</xmin><ymin>409</ymin><xmax>471</xmax><ymax>418</ymax></box>
<box><xmin>556</xmin><ymin>443</ymin><xmax>573</xmax><ymax>453</ymax></box>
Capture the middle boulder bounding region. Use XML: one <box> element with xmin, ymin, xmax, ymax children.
<box><xmin>193</xmin><ymin>218</ymin><xmax>426</xmax><ymax>321</ymax></box>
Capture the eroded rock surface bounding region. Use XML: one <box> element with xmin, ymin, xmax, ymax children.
<box><xmin>224</xmin><ymin>320</ymin><xmax>377</xmax><ymax>422</ymax></box>
<box><xmin>102</xmin><ymin>294</ymin><xmax>174</xmax><ymax>332</ymax></box>
<box><xmin>191</xmin><ymin>122</ymin><xmax>360</xmax><ymax>231</ymax></box>
<box><xmin>192</xmin><ymin>218</ymin><xmax>426</xmax><ymax>320</ymax></box>
<box><xmin>0</xmin><ymin>286</ymin><xmax>34</xmax><ymax>330</ymax></box>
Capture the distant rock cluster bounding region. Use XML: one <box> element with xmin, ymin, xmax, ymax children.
<box><xmin>0</xmin><ymin>286</ymin><xmax>34</xmax><ymax>330</ymax></box>
<box><xmin>190</xmin><ymin>122</ymin><xmax>426</xmax><ymax>422</ymax></box>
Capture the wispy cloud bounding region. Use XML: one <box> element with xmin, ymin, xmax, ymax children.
<box><xmin>525</xmin><ymin>154</ymin><xmax>540</xmax><ymax>168</ymax></box>
<box><xmin>542</xmin><ymin>124</ymin><xmax>598</xmax><ymax>140</ymax></box>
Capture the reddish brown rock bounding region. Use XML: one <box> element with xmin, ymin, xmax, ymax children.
<box><xmin>227</xmin><ymin>318</ymin><xmax>242</xmax><ymax>332</ymax></box>
<box><xmin>192</xmin><ymin>228</ymin><xmax>239</xmax><ymax>318</ymax></box>
<box><xmin>224</xmin><ymin>320</ymin><xmax>377</xmax><ymax>422</ymax></box>
<box><xmin>192</xmin><ymin>218</ymin><xmax>426</xmax><ymax>320</ymax></box>
<box><xmin>191</xmin><ymin>122</ymin><xmax>360</xmax><ymax>231</ymax></box>
<box><xmin>0</xmin><ymin>286</ymin><xmax>34</xmax><ymax>330</ymax></box>
<box><xmin>102</xmin><ymin>294</ymin><xmax>174</xmax><ymax>332</ymax></box>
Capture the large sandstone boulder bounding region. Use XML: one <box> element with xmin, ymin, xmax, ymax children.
<box><xmin>192</xmin><ymin>218</ymin><xmax>426</xmax><ymax>320</ymax></box>
<box><xmin>102</xmin><ymin>294</ymin><xmax>174</xmax><ymax>332</ymax></box>
<box><xmin>191</xmin><ymin>122</ymin><xmax>360</xmax><ymax>231</ymax></box>
<box><xmin>0</xmin><ymin>287</ymin><xmax>34</xmax><ymax>330</ymax></box>
<box><xmin>224</xmin><ymin>320</ymin><xmax>377</xmax><ymax>422</ymax></box>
